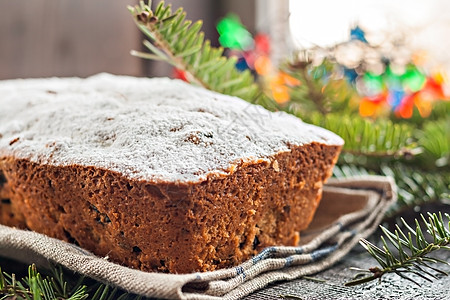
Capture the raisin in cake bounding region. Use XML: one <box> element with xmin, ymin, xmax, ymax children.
<box><xmin>0</xmin><ymin>73</ymin><xmax>343</xmax><ymax>273</ymax></box>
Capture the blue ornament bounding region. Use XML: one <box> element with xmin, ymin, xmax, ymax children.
<box><xmin>343</xmin><ymin>67</ymin><xmax>358</xmax><ymax>84</ymax></box>
<box><xmin>235</xmin><ymin>57</ymin><xmax>249</xmax><ymax>71</ymax></box>
<box><xmin>388</xmin><ymin>89</ymin><xmax>405</xmax><ymax>109</ymax></box>
<box><xmin>350</xmin><ymin>26</ymin><xmax>368</xmax><ymax>43</ymax></box>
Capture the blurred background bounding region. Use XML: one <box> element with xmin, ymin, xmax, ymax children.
<box><xmin>2</xmin><ymin>0</ymin><xmax>450</xmax><ymax>80</ymax></box>
<box><xmin>0</xmin><ymin>0</ymin><xmax>255</xmax><ymax>79</ymax></box>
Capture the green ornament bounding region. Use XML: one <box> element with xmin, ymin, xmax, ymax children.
<box><xmin>384</xmin><ymin>66</ymin><xmax>403</xmax><ymax>90</ymax></box>
<box><xmin>402</xmin><ymin>65</ymin><xmax>426</xmax><ymax>92</ymax></box>
<box><xmin>217</xmin><ymin>14</ymin><xmax>253</xmax><ymax>50</ymax></box>
<box><xmin>363</xmin><ymin>72</ymin><xmax>384</xmax><ymax>93</ymax></box>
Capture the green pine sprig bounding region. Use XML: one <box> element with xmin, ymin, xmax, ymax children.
<box><xmin>380</xmin><ymin>163</ymin><xmax>450</xmax><ymax>215</ymax></box>
<box><xmin>345</xmin><ymin>212</ymin><xmax>450</xmax><ymax>286</ymax></box>
<box><xmin>0</xmin><ymin>264</ymin><xmax>87</xmax><ymax>300</ymax></box>
<box><xmin>0</xmin><ymin>263</ymin><xmax>143</xmax><ymax>300</ymax></box>
<box><xmin>333</xmin><ymin>162</ymin><xmax>450</xmax><ymax>216</ymax></box>
<box><xmin>416</xmin><ymin>117</ymin><xmax>450</xmax><ymax>167</ymax></box>
<box><xmin>309</xmin><ymin>113</ymin><xmax>419</xmax><ymax>157</ymax></box>
<box><xmin>285</xmin><ymin>59</ymin><xmax>357</xmax><ymax>116</ymax></box>
<box><xmin>128</xmin><ymin>0</ymin><xmax>260</xmax><ymax>103</ymax></box>
<box><xmin>283</xmin><ymin>59</ymin><xmax>425</xmax><ymax>159</ymax></box>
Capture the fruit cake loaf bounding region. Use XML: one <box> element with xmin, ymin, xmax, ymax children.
<box><xmin>0</xmin><ymin>73</ymin><xmax>343</xmax><ymax>273</ymax></box>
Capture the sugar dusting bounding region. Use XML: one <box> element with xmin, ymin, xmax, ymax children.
<box><xmin>0</xmin><ymin>73</ymin><xmax>343</xmax><ymax>183</ymax></box>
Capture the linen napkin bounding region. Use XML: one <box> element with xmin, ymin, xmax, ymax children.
<box><xmin>0</xmin><ymin>175</ymin><xmax>396</xmax><ymax>300</ymax></box>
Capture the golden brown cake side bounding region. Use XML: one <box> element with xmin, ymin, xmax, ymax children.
<box><xmin>0</xmin><ymin>169</ymin><xmax>26</xmax><ymax>228</ymax></box>
<box><xmin>0</xmin><ymin>142</ymin><xmax>340</xmax><ymax>273</ymax></box>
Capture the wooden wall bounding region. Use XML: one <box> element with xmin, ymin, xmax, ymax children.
<box><xmin>0</xmin><ymin>0</ymin><xmax>142</xmax><ymax>79</ymax></box>
<box><xmin>0</xmin><ymin>0</ymin><xmax>255</xmax><ymax>80</ymax></box>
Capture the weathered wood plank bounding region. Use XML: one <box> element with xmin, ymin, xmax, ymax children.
<box><xmin>0</xmin><ymin>0</ymin><xmax>141</xmax><ymax>79</ymax></box>
<box><xmin>245</xmin><ymin>247</ymin><xmax>450</xmax><ymax>299</ymax></box>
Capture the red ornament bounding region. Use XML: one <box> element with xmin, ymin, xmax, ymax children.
<box><xmin>173</xmin><ymin>68</ymin><xmax>189</xmax><ymax>82</ymax></box>
<box><xmin>254</xmin><ymin>34</ymin><xmax>270</xmax><ymax>56</ymax></box>
<box><xmin>422</xmin><ymin>77</ymin><xmax>446</xmax><ymax>99</ymax></box>
<box><xmin>395</xmin><ymin>94</ymin><xmax>414</xmax><ymax>119</ymax></box>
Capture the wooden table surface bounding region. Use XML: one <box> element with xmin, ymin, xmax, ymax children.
<box><xmin>244</xmin><ymin>240</ymin><xmax>450</xmax><ymax>299</ymax></box>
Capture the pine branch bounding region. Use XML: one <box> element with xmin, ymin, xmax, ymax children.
<box><xmin>0</xmin><ymin>264</ymin><xmax>87</xmax><ymax>300</ymax></box>
<box><xmin>285</xmin><ymin>59</ymin><xmax>356</xmax><ymax>116</ymax></box>
<box><xmin>308</xmin><ymin>113</ymin><xmax>419</xmax><ymax>157</ymax></box>
<box><xmin>345</xmin><ymin>212</ymin><xmax>450</xmax><ymax>287</ymax></box>
<box><xmin>128</xmin><ymin>1</ymin><xmax>260</xmax><ymax>102</ymax></box>
<box><xmin>379</xmin><ymin>163</ymin><xmax>450</xmax><ymax>215</ymax></box>
<box><xmin>415</xmin><ymin>117</ymin><xmax>450</xmax><ymax>167</ymax></box>
<box><xmin>0</xmin><ymin>263</ymin><xmax>143</xmax><ymax>300</ymax></box>
<box><xmin>333</xmin><ymin>162</ymin><xmax>450</xmax><ymax>216</ymax></box>
<box><xmin>288</xmin><ymin>60</ymin><xmax>329</xmax><ymax>115</ymax></box>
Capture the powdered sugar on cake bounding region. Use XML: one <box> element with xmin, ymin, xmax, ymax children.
<box><xmin>0</xmin><ymin>73</ymin><xmax>343</xmax><ymax>183</ymax></box>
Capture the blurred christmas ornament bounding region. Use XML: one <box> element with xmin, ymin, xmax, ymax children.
<box><xmin>173</xmin><ymin>68</ymin><xmax>188</xmax><ymax>82</ymax></box>
<box><xmin>350</xmin><ymin>25</ymin><xmax>368</xmax><ymax>43</ymax></box>
<box><xmin>255</xmin><ymin>55</ymin><xmax>271</xmax><ymax>76</ymax></box>
<box><xmin>215</xmin><ymin>14</ymin><xmax>449</xmax><ymax>120</ymax></box>
<box><xmin>217</xmin><ymin>14</ymin><xmax>253</xmax><ymax>51</ymax></box>
<box><xmin>359</xmin><ymin>93</ymin><xmax>388</xmax><ymax>117</ymax></box>
<box><xmin>402</xmin><ymin>65</ymin><xmax>426</xmax><ymax>92</ymax></box>
<box><xmin>217</xmin><ymin>15</ymin><xmax>299</xmax><ymax>103</ymax></box>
